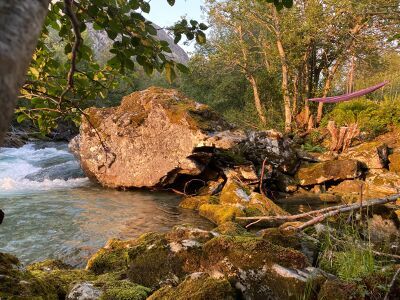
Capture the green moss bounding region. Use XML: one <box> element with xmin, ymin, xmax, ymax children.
<box><xmin>127</xmin><ymin>233</ymin><xmax>184</xmax><ymax>289</ymax></box>
<box><xmin>214</xmin><ymin>221</ymin><xmax>250</xmax><ymax>236</ymax></box>
<box><xmin>0</xmin><ymin>253</ymin><xmax>59</xmax><ymax>299</ymax></box>
<box><xmin>99</xmin><ymin>280</ymin><xmax>150</xmax><ymax>300</ymax></box>
<box><xmin>179</xmin><ymin>195</ymin><xmax>218</xmax><ymax>210</ymax></box>
<box><xmin>203</xmin><ymin>235</ymin><xmax>309</xmax><ymax>270</ymax></box>
<box><xmin>148</xmin><ymin>273</ymin><xmax>235</xmax><ymax>300</ymax></box>
<box><xmin>248</xmin><ymin>192</ymin><xmax>288</xmax><ymax>216</ymax></box>
<box><xmin>86</xmin><ymin>239</ymin><xmax>132</xmax><ymax>275</ymax></box>
<box><xmin>31</xmin><ymin>268</ymin><xmax>95</xmax><ymax>299</ymax></box>
<box><xmin>198</xmin><ymin>204</ymin><xmax>245</xmax><ymax>225</ymax></box>
<box><xmin>261</xmin><ymin>228</ymin><xmax>302</xmax><ymax>250</ymax></box>
<box><xmin>27</xmin><ymin>259</ymin><xmax>72</xmax><ymax>272</ymax></box>
<box><xmin>219</xmin><ymin>180</ymin><xmax>251</xmax><ymax>205</ymax></box>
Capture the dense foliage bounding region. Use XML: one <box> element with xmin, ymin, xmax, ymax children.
<box><xmin>180</xmin><ymin>0</ymin><xmax>400</xmax><ymax>133</ymax></box>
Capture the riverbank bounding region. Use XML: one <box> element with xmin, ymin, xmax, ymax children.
<box><xmin>1</xmin><ymin>87</ymin><xmax>400</xmax><ymax>299</ymax></box>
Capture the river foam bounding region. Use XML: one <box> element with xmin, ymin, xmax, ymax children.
<box><xmin>0</xmin><ymin>143</ymin><xmax>89</xmax><ymax>195</ymax></box>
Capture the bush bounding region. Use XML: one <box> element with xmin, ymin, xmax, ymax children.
<box><xmin>321</xmin><ymin>97</ymin><xmax>400</xmax><ymax>137</ymax></box>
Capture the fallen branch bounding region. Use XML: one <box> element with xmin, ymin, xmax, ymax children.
<box><xmin>238</xmin><ymin>202</ymin><xmax>351</xmax><ymax>224</ymax></box>
<box><xmin>293</xmin><ymin>194</ymin><xmax>400</xmax><ymax>231</ymax></box>
<box><xmin>237</xmin><ymin>193</ymin><xmax>400</xmax><ymax>230</ymax></box>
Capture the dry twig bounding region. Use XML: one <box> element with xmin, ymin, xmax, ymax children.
<box><xmin>238</xmin><ymin>193</ymin><xmax>400</xmax><ymax>231</ymax></box>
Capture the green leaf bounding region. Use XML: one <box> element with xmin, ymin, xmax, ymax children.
<box><xmin>167</xmin><ymin>0</ymin><xmax>175</xmax><ymax>6</ymax></box>
<box><xmin>176</xmin><ymin>63</ymin><xmax>189</xmax><ymax>73</ymax></box>
<box><xmin>107</xmin><ymin>30</ymin><xmax>118</xmax><ymax>40</ymax></box>
<box><xmin>165</xmin><ymin>63</ymin><xmax>176</xmax><ymax>83</ymax></box>
<box><xmin>199</xmin><ymin>23</ymin><xmax>208</xmax><ymax>30</ymax></box>
<box><xmin>64</xmin><ymin>43</ymin><xmax>72</xmax><ymax>54</ymax></box>
<box><xmin>141</xmin><ymin>2</ymin><xmax>150</xmax><ymax>13</ymax></box>
<box><xmin>143</xmin><ymin>62</ymin><xmax>154</xmax><ymax>75</ymax></box>
<box><xmin>17</xmin><ymin>114</ymin><xmax>28</xmax><ymax>123</ymax></box>
<box><xmin>145</xmin><ymin>23</ymin><xmax>157</xmax><ymax>35</ymax></box>
<box><xmin>174</xmin><ymin>33</ymin><xmax>182</xmax><ymax>44</ymax></box>
<box><xmin>195</xmin><ymin>31</ymin><xmax>206</xmax><ymax>44</ymax></box>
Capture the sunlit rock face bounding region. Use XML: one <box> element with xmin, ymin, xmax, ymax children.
<box><xmin>76</xmin><ymin>87</ymin><xmax>232</xmax><ymax>188</ymax></box>
<box><xmin>72</xmin><ymin>87</ymin><xmax>299</xmax><ymax>189</ymax></box>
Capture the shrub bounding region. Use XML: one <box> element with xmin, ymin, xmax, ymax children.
<box><xmin>321</xmin><ymin>97</ymin><xmax>400</xmax><ymax>138</ymax></box>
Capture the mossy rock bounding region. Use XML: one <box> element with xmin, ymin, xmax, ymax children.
<box><xmin>165</xmin><ymin>225</ymin><xmax>215</xmax><ymax>244</ymax></box>
<box><xmin>247</xmin><ymin>192</ymin><xmax>289</xmax><ymax>216</ymax></box>
<box><xmin>32</xmin><ymin>268</ymin><xmax>95</xmax><ymax>299</ymax></box>
<box><xmin>28</xmin><ymin>259</ymin><xmax>72</xmax><ymax>272</ymax></box>
<box><xmin>86</xmin><ymin>238</ymin><xmax>133</xmax><ymax>275</ymax></box>
<box><xmin>179</xmin><ymin>195</ymin><xmax>218</xmax><ymax>210</ymax></box>
<box><xmin>98</xmin><ymin>279</ymin><xmax>150</xmax><ymax>300</ymax></box>
<box><xmin>126</xmin><ymin>233</ymin><xmax>190</xmax><ymax>289</ymax></box>
<box><xmin>213</xmin><ymin>221</ymin><xmax>250</xmax><ymax>236</ymax></box>
<box><xmin>148</xmin><ymin>273</ymin><xmax>236</xmax><ymax>300</ymax></box>
<box><xmin>296</xmin><ymin>160</ymin><xmax>363</xmax><ymax>186</ymax></box>
<box><xmin>202</xmin><ymin>235</ymin><xmax>309</xmax><ymax>270</ymax></box>
<box><xmin>198</xmin><ymin>204</ymin><xmax>245</xmax><ymax>225</ymax></box>
<box><xmin>200</xmin><ymin>236</ymin><xmax>312</xmax><ymax>300</ymax></box>
<box><xmin>261</xmin><ymin>228</ymin><xmax>319</xmax><ymax>264</ymax></box>
<box><xmin>0</xmin><ymin>253</ymin><xmax>59</xmax><ymax>299</ymax></box>
<box><xmin>219</xmin><ymin>179</ymin><xmax>252</xmax><ymax>205</ymax></box>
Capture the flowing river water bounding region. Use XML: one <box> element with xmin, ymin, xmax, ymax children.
<box><xmin>0</xmin><ymin>142</ymin><xmax>212</xmax><ymax>267</ymax></box>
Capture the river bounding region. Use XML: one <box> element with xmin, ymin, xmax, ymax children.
<box><xmin>0</xmin><ymin>142</ymin><xmax>212</xmax><ymax>267</ymax></box>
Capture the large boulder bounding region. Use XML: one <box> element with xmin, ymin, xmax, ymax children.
<box><xmin>296</xmin><ymin>160</ymin><xmax>363</xmax><ymax>186</ymax></box>
<box><xmin>76</xmin><ymin>87</ymin><xmax>234</xmax><ymax>188</ymax></box>
<box><xmin>339</xmin><ymin>142</ymin><xmax>389</xmax><ymax>169</ymax></box>
<box><xmin>74</xmin><ymin>87</ymin><xmax>299</xmax><ymax>189</ymax></box>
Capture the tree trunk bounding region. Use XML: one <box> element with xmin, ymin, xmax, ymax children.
<box><xmin>273</xmin><ymin>9</ymin><xmax>292</xmax><ymax>133</ymax></box>
<box><xmin>248</xmin><ymin>75</ymin><xmax>267</xmax><ymax>125</ymax></box>
<box><xmin>347</xmin><ymin>55</ymin><xmax>355</xmax><ymax>93</ymax></box>
<box><xmin>237</xmin><ymin>24</ymin><xmax>267</xmax><ymax>125</ymax></box>
<box><xmin>0</xmin><ymin>0</ymin><xmax>49</xmax><ymax>145</ymax></box>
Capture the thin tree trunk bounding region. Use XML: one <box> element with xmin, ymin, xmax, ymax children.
<box><xmin>0</xmin><ymin>0</ymin><xmax>50</xmax><ymax>145</ymax></box>
<box><xmin>292</xmin><ymin>74</ymin><xmax>299</xmax><ymax>116</ymax></box>
<box><xmin>248</xmin><ymin>75</ymin><xmax>267</xmax><ymax>125</ymax></box>
<box><xmin>273</xmin><ymin>9</ymin><xmax>292</xmax><ymax>132</ymax></box>
<box><xmin>237</xmin><ymin>24</ymin><xmax>267</xmax><ymax>125</ymax></box>
<box><xmin>347</xmin><ymin>55</ymin><xmax>355</xmax><ymax>93</ymax></box>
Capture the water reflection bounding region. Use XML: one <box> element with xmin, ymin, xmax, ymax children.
<box><xmin>0</xmin><ymin>186</ymin><xmax>212</xmax><ymax>267</ymax></box>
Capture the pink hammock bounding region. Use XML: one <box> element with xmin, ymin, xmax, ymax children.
<box><xmin>308</xmin><ymin>81</ymin><xmax>389</xmax><ymax>103</ymax></box>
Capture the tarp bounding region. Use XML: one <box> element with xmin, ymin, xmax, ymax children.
<box><xmin>308</xmin><ymin>81</ymin><xmax>389</xmax><ymax>103</ymax></box>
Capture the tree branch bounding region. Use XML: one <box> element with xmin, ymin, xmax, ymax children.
<box><xmin>60</xmin><ymin>0</ymin><xmax>82</xmax><ymax>104</ymax></box>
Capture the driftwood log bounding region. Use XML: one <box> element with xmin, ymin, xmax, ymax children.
<box><xmin>237</xmin><ymin>193</ymin><xmax>400</xmax><ymax>231</ymax></box>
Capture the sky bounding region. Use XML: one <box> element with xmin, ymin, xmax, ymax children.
<box><xmin>147</xmin><ymin>0</ymin><xmax>206</xmax><ymax>52</ymax></box>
